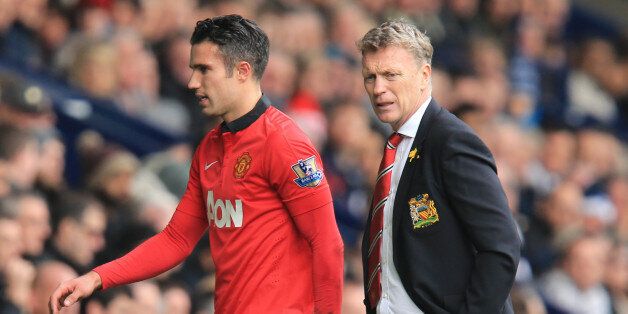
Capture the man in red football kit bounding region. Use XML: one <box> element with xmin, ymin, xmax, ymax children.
<box><xmin>49</xmin><ymin>14</ymin><xmax>344</xmax><ymax>313</ymax></box>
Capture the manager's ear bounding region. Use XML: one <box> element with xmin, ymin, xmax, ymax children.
<box><xmin>420</xmin><ymin>63</ymin><xmax>432</xmax><ymax>90</ymax></box>
<box><xmin>235</xmin><ymin>61</ymin><xmax>253</xmax><ymax>82</ymax></box>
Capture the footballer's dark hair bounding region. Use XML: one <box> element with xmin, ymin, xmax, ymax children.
<box><xmin>191</xmin><ymin>14</ymin><xmax>269</xmax><ymax>80</ymax></box>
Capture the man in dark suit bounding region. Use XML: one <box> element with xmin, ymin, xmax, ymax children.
<box><xmin>358</xmin><ymin>20</ymin><xmax>521</xmax><ymax>313</ymax></box>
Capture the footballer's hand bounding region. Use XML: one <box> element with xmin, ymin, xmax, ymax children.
<box><xmin>49</xmin><ymin>271</ymin><xmax>102</xmax><ymax>314</ymax></box>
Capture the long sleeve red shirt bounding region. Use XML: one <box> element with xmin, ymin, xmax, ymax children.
<box><xmin>95</xmin><ymin>101</ymin><xmax>343</xmax><ymax>313</ymax></box>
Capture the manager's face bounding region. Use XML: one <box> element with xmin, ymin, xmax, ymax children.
<box><xmin>362</xmin><ymin>45</ymin><xmax>431</xmax><ymax>131</ymax></box>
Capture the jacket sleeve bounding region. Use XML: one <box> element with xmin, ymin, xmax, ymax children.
<box><xmin>441</xmin><ymin>129</ymin><xmax>521</xmax><ymax>314</ymax></box>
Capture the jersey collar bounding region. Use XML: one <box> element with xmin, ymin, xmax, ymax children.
<box><xmin>221</xmin><ymin>95</ymin><xmax>271</xmax><ymax>133</ymax></box>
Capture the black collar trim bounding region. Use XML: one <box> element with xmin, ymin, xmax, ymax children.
<box><xmin>220</xmin><ymin>95</ymin><xmax>271</xmax><ymax>133</ymax></box>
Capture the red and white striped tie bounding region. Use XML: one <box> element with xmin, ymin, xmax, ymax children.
<box><xmin>366</xmin><ymin>132</ymin><xmax>403</xmax><ymax>309</ymax></box>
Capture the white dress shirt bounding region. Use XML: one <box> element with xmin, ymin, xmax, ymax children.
<box><xmin>377</xmin><ymin>97</ymin><xmax>431</xmax><ymax>314</ymax></box>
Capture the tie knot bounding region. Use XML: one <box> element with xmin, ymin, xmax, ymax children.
<box><xmin>387</xmin><ymin>133</ymin><xmax>403</xmax><ymax>149</ymax></box>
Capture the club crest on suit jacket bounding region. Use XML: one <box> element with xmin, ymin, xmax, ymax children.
<box><xmin>409</xmin><ymin>194</ymin><xmax>439</xmax><ymax>229</ymax></box>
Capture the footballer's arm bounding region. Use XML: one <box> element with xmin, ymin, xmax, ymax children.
<box><xmin>49</xmin><ymin>209</ymin><xmax>207</xmax><ymax>313</ymax></box>
<box><xmin>293</xmin><ymin>201</ymin><xmax>344</xmax><ymax>314</ymax></box>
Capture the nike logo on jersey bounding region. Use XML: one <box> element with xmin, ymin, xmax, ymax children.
<box><xmin>207</xmin><ymin>191</ymin><xmax>243</xmax><ymax>228</ymax></box>
<box><xmin>205</xmin><ymin>160</ymin><xmax>219</xmax><ymax>171</ymax></box>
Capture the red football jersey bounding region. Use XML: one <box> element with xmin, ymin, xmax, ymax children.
<box><xmin>177</xmin><ymin>101</ymin><xmax>332</xmax><ymax>312</ymax></box>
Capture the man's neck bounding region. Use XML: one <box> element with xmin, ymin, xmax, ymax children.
<box><xmin>222</xmin><ymin>84</ymin><xmax>263</xmax><ymax>123</ymax></box>
<box><xmin>392</xmin><ymin>92</ymin><xmax>432</xmax><ymax>131</ymax></box>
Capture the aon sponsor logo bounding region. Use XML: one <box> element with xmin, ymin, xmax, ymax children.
<box><xmin>207</xmin><ymin>191</ymin><xmax>243</xmax><ymax>228</ymax></box>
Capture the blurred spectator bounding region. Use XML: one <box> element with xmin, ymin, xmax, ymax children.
<box><xmin>289</xmin><ymin>53</ymin><xmax>333</xmax><ymax>110</ymax></box>
<box><xmin>530</xmin><ymin>0</ymin><xmax>570</xmax><ymax>42</ymax></box>
<box><xmin>0</xmin><ymin>72</ymin><xmax>56</xmax><ymax>132</ymax></box>
<box><xmin>45</xmin><ymin>192</ymin><xmax>107</xmax><ymax>274</ymax></box>
<box><xmin>342</xmin><ymin>279</ymin><xmax>366</xmax><ymax>314</ymax></box>
<box><xmin>327</xmin><ymin>1</ymin><xmax>373</xmax><ymax>63</ymax></box>
<box><xmin>0</xmin><ymin>124</ymin><xmax>40</xmax><ymax>194</ymax></box>
<box><xmin>489</xmin><ymin>119</ymin><xmax>537</xmax><ymax>184</ymax></box>
<box><xmin>509</xmin><ymin>16</ymin><xmax>546</xmax><ymax>127</ymax></box>
<box><xmin>30</xmin><ymin>261</ymin><xmax>79</xmax><ymax>314</ymax></box>
<box><xmin>68</xmin><ymin>39</ymin><xmax>119</xmax><ymax>98</ymax></box>
<box><xmin>357</xmin><ymin>130</ymin><xmax>385</xmax><ymax>191</ymax></box>
<box><xmin>111</xmin><ymin>0</ymin><xmax>141</xmax><ymax>31</ymax></box>
<box><xmin>469</xmin><ymin>36</ymin><xmax>510</xmax><ymax>116</ymax></box>
<box><xmin>138</xmin><ymin>0</ymin><xmax>195</xmax><ymax>44</ymax></box>
<box><xmin>430</xmin><ymin>67</ymin><xmax>454</xmax><ymax>109</ymax></box>
<box><xmin>436</xmin><ymin>0</ymin><xmax>482</xmax><ymax>72</ymax></box>
<box><xmin>510</xmin><ymin>284</ymin><xmax>547</xmax><ymax>314</ymax></box>
<box><xmin>141</xmin><ymin>145</ymin><xmax>191</xmax><ymax>199</ymax></box>
<box><xmin>129</xmin><ymin>280</ymin><xmax>161</xmax><ymax>313</ymax></box>
<box><xmin>86</xmin><ymin>148</ymin><xmax>140</xmax><ymax>206</ymax></box>
<box><xmin>85</xmin><ymin>286</ymin><xmax>138</xmax><ymax>314</ymax></box>
<box><xmin>162</xmin><ymin>283</ymin><xmax>192</xmax><ymax>314</ymax></box>
<box><xmin>261</xmin><ymin>49</ymin><xmax>297</xmax><ymax>111</ymax></box>
<box><xmin>35</xmin><ymin>132</ymin><xmax>67</xmax><ymax>204</ymax></box>
<box><xmin>538</xmin><ymin>232</ymin><xmax>613</xmax><ymax>314</ymax></box>
<box><xmin>527</xmin><ymin>128</ymin><xmax>576</xmax><ymax>195</ymax></box>
<box><xmin>0</xmin><ymin>0</ymin><xmax>18</xmax><ymax>37</ymax></box>
<box><xmin>604</xmin><ymin>243</ymin><xmax>628</xmax><ymax>314</ymax></box>
<box><xmin>265</xmin><ymin>8</ymin><xmax>325</xmax><ymax>58</ymax></box>
<box><xmin>81</xmin><ymin>147</ymin><xmax>162</xmax><ymax>260</ymax></box>
<box><xmin>573</xmin><ymin>129</ymin><xmax>621</xmax><ymax>195</ymax></box>
<box><xmin>524</xmin><ymin>181</ymin><xmax>584</xmax><ymax>276</ymax></box>
<box><xmin>132</xmin><ymin>164</ymin><xmax>179</xmax><ymax>231</ymax></box>
<box><xmin>0</xmin><ymin>203</ymin><xmax>35</xmax><ymax>313</ymax></box>
<box><xmin>0</xmin><ymin>0</ymin><xmax>47</xmax><ymax>67</ymax></box>
<box><xmin>322</xmin><ymin>102</ymin><xmax>371</xmax><ymax>248</ymax></box>
<box><xmin>616</xmin><ymin>55</ymin><xmax>628</xmax><ymax>141</ymax></box>
<box><xmin>325</xmin><ymin>3</ymin><xmax>373</xmax><ymax>105</ymax></box>
<box><xmin>39</xmin><ymin>2</ymin><xmax>72</xmax><ymax>67</ymax></box>
<box><xmin>11</xmin><ymin>192</ymin><xmax>52</xmax><ymax>262</ymax></box>
<box><xmin>158</xmin><ymin>31</ymin><xmax>214</xmax><ymax>144</ymax></box>
<box><xmin>77</xmin><ymin>0</ymin><xmax>114</xmax><ymax>39</ymax></box>
<box><xmin>566</xmin><ymin>38</ymin><xmax>620</xmax><ymax>129</ymax></box>
<box><xmin>478</xmin><ymin>0</ymin><xmax>519</xmax><ymax>47</ymax></box>
<box><xmin>286</xmin><ymin>107</ymin><xmax>328</xmax><ymax>151</ymax></box>
<box><xmin>391</xmin><ymin>0</ymin><xmax>445</xmax><ymax>43</ymax></box>
<box><xmin>607</xmin><ymin>175</ymin><xmax>628</xmax><ymax>242</ymax></box>
<box><xmin>113</xmin><ymin>30</ymin><xmax>189</xmax><ymax>134</ymax></box>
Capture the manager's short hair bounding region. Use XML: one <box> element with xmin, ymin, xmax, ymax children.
<box><xmin>357</xmin><ymin>19</ymin><xmax>433</xmax><ymax>66</ymax></box>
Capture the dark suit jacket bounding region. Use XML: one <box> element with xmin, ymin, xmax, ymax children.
<box><xmin>362</xmin><ymin>100</ymin><xmax>521</xmax><ymax>313</ymax></box>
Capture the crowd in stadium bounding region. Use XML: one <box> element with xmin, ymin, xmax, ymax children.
<box><xmin>0</xmin><ymin>0</ymin><xmax>627</xmax><ymax>313</ymax></box>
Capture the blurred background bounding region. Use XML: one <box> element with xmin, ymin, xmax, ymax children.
<box><xmin>0</xmin><ymin>0</ymin><xmax>627</xmax><ymax>313</ymax></box>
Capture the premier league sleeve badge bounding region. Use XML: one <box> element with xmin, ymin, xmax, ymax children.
<box><xmin>408</xmin><ymin>194</ymin><xmax>440</xmax><ymax>229</ymax></box>
<box><xmin>291</xmin><ymin>156</ymin><xmax>324</xmax><ymax>188</ymax></box>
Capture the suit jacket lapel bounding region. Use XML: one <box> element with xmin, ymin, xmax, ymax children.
<box><xmin>414</xmin><ymin>99</ymin><xmax>441</xmax><ymax>148</ymax></box>
<box><xmin>392</xmin><ymin>99</ymin><xmax>443</xmax><ymax>235</ymax></box>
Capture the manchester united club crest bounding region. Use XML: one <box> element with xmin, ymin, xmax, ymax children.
<box><xmin>291</xmin><ymin>156</ymin><xmax>324</xmax><ymax>188</ymax></box>
<box><xmin>234</xmin><ymin>152</ymin><xmax>252</xmax><ymax>179</ymax></box>
<box><xmin>408</xmin><ymin>193</ymin><xmax>440</xmax><ymax>229</ymax></box>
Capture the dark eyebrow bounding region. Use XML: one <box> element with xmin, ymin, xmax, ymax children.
<box><xmin>189</xmin><ymin>63</ymin><xmax>209</xmax><ymax>70</ymax></box>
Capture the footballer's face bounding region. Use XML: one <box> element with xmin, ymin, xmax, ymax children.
<box><xmin>188</xmin><ymin>42</ymin><xmax>241</xmax><ymax>121</ymax></box>
<box><xmin>362</xmin><ymin>45</ymin><xmax>431</xmax><ymax>131</ymax></box>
